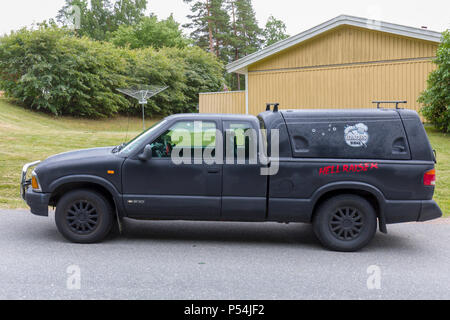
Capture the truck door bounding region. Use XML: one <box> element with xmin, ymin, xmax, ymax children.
<box><xmin>122</xmin><ymin>119</ymin><xmax>222</xmax><ymax>220</ymax></box>
<box><xmin>221</xmin><ymin>120</ymin><xmax>268</xmax><ymax>221</ymax></box>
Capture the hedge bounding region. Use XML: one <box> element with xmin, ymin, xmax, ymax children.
<box><xmin>0</xmin><ymin>26</ymin><xmax>224</xmax><ymax>118</ymax></box>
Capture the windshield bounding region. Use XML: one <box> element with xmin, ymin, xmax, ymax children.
<box><xmin>117</xmin><ymin>120</ymin><xmax>167</xmax><ymax>155</ymax></box>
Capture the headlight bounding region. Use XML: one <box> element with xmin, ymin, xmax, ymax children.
<box><xmin>31</xmin><ymin>171</ymin><xmax>42</xmax><ymax>192</ymax></box>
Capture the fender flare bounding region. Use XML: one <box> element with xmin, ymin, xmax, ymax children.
<box><xmin>48</xmin><ymin>175</ymin><xmax>125</xmax><ymax>216</ymax></box>
<box><xmin>310</xmin><ymin>181</ymin><xmax>388</xmax><ymax>233</ymax></box>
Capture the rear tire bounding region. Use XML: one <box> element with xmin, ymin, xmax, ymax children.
<box><xmin>313</xmin><ymin>195</ymin><xmax>377</xmax><ymax>252</ymax></box>
<box><xmin>55</xmin><ymin>189</ymin><xmax>113</xmax><ymax>243</ymax></box>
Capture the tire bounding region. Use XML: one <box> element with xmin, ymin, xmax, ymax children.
<box><xmin>55</xmin><ymin>189</ymin><xmax>113</xmax><ymax>243</ymax></box>
<box><xmin>313</xmin><ymin>195</ymin><xmax>377</xmax><ymax>252</ymax></box>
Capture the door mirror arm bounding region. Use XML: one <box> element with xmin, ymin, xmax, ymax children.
<box><xmin>138</xmin><ymin>145</ymin><xmax>153</xmax><ymax>161</ymax></box>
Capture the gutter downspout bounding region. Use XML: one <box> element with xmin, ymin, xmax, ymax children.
<box><xmin>244</xmin><ymin>70</ymin><xmax>249</xmax><ymax>115</ymax></box>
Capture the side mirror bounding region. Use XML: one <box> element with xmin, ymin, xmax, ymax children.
<box><xmin>138</xmin><ymin>145</ymin><xmax>153</xmax><ymax>161</ymax></box>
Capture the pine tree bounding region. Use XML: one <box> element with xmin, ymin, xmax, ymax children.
<box><xmin>183</xmin><ymin>0</ymin><xmax>214</xmax><ymax>53</ymax></box>
<box><xmin>184</xmin><ymin>0</ymin><xmax>231</xmax><ymax>60</ymax></box>
<box><xmin>226</xmin><ymin>0</ymin><xmax>262</xmax><ymax>89</ymax></box>
<box><xmin>233</xmin><ymin>0</ymin><xmax>262</xmax><ymax>56</ymax></box>
<box><xmin>210</xmin><ymin>0</ymin><xmax>232</xmax><ymax>60</ymax></box>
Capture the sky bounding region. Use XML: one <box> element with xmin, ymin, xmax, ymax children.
<box><xmin>0</xmin><ymin>0</ymin><xmax>449</xmax><ymax>37</ymax></box>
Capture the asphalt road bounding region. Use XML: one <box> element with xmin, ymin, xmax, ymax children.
<box><xmin>0</xmin><ymin>209</ymin><xmax>449</xmax><ymax>300</ymax></box>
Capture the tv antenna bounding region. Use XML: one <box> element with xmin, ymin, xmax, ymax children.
<box><xmin>117</xmin><ymin>85</ymin><xmax>169</xmax><ymax>130</ymax></box>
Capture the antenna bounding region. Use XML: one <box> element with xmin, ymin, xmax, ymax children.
<box><xmin>117</xmin><ymin>85</ymin><xmax>169</xmax><ymax>130</ymax></box>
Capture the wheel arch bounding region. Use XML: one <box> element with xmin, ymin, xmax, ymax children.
<box><xmin>48</xmin><ymin>175</ymin><xmax>125</xmax><ymax>217</ymax></box>
<box><xmin>310</xmin><ymin>182</ymin><xmax>387</xmax><ymax>233</ymax></box>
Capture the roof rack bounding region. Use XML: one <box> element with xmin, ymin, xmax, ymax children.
<box><xmin>372</xmin><ymin>100</ymin><xmax>407</xmax><ymax>109</ymax></box>
<box><xmin>266</xmin><ymin>103</ymin><xmax>280</xmax><ymax>112</ymax></box>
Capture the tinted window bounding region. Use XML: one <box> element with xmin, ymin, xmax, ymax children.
<box><xmin>119</xmin><ymin>120</ymin><xmax>167</xmax><ymax>155</ymax></box>
<box><xmin>150</xmin><ymin>121</ymin><xmax>217</xmax><ymax>158</ymax></box>
<box><xmin>286</xmin><ymin>119</ymin><xmax>410</xmax><ymax>160</ymax></box>
<box><xmin>224</xmin><ymin>121</ymin><xmax>257</xmax><ymax>162</ymax></box>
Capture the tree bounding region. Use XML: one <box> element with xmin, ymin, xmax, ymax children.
<box><xmin>0</xmin><ymin>25</ymin><xmax>225</xmax><ymax>118</ymax></box>
<box><xmin>263</xmin><ymin>15</ymin><xmax>289</xmax><ymax>47</ymax></box>
<box><xmin>183</xmin><ymin>0</ymin><xmax>231</xmax><ymax>59</ymax></box>
<box><xmin>57</xmin><ymin>0</ymin><xmax>147</xmax><ymax>41</ymax></box>
<box><xmin>233</xmin><ymin>0</ymin><xmax>262</xmax><ymax>56</ymax></box>
<box><xmin>113</xmin><ymin>0</ymin><xmax>147</xmax><ymax>26</ymax></box>
<box><xmin>0</xmin><ymin>26</ymin><xmax>129</xmax><ymax>117</ymax></box>
<box><xmin>111</xmin><ymin>14</ymin><xmax>190</xmax><ymax>49</ymax></box>
<box><xmin>226</xmin><ymin>0</ymin><xmax>262</xmax><ymax>89</ymax></box>
<box><xmin>419</xmin><ymin>30</ymin><xmax>450</xmax><ymax>133</ymax></box>
<box><xmin>210</xmin><ymin>0</ymin><xmax>232</xmax><ymax>60</ymax></box>
<box><xmin>184</xmin><ymin>0</ymin><xmax>215</xmax><ymax>54</ymax></box>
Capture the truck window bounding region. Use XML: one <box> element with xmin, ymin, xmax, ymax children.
<box><xmin>286</xmin><ymin>118</ymin><xmax>410</xmax><ymax>160</ymax></box>
<box><xmin>258</xmin><ymin>117</ymin><xmax>268</xmax><ymax>158</ymax></box>
<box><xmin>150</xmin><ymin>121</ymin><xmax>217</xmax><ymax>159</ymax></box>
<box><xmin>224</xmin><ymin>121</ymin><xmax>257</xmax><ymax>162</ymax></box>
<box><xmin>119</xmin><ymin>120</ymin><xmax>167</xmax><ymax>155</ymax></box>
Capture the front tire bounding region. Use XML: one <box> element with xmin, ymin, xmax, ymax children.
<box><xmin>55</xmin><ymin>190</ymin><xmax>113</xmax><ymax>243</ymax></box>
<box><xmin>313</xmin><ymin>195</ymin><xmax>377</xmax><ymax>252</ymax></box>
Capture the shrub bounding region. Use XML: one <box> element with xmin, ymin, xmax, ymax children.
<box><xmin>0</xmin><ymin>26</ymin><xmax>130</xmax><ymax>117</ymax></box>
<box><xmin>0</xmin><ymin>26</ymin><xmax>225</xmax><ymax>118</ymax></box>
<box><xmin>419</xmin><ymin>30</ymin><xmax>450</xmax><ymax>132</ymax></box>
<box><xmin>161</xmin><ymin>46</ymin><xmax>225</xmax><ymax>113</ymax></box>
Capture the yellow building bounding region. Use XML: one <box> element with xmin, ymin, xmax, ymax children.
<box><xmin>199</xmin><ymin>15</ymin><xmax>442</xmax><ymax>116</ymax></box>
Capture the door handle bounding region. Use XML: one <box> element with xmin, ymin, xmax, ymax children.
<box><xmin>208</xmin><ymin>169</ymin><xmax>220</xmax><ymax>174</ymax></box>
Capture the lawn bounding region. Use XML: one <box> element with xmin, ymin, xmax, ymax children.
<box><xmin>426</xmin><ymin>126</ymin><xmax>450</xmax><ymax>215</ymax></box>
<box><xmin>0</xmin><ymin>98</ymin><xmax>448</xmax><ymax>216</ymax></box>
<box><xmin>0</xmin><ymin>98</ymin><xmax>155</xmax><ymax>208</ymax></box>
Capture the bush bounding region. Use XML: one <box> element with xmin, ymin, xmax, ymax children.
<box><xmin>0</xmin><ymin>26</ymin><xmax>130</xmax><ymax>117</ymax></box>
<box><xmin>0</xmin><ymin>25</ymin><xmax>225</xmax><ymax>118</ymax></box>
<box><xmin>419</xmin><ymin>30</ymin><xmax>450</xmax><ymax>132</ymax></box>
<box><xmin>162</xmin><ymin>46</ymin><xmax>225</xmax><ymax>113</ymax></box>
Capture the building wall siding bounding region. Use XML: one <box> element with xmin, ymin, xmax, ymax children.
<box><xmin>249</xmin><ymin>26</ymin><xmax>438</xmax><ymax>72</ymax></box>
<box><xmin>248</xmin><ymin>59</ymin><xmax>436</xmax><ymax>115</ymax></box>
<box><xmin>198</xmin><ymin>25</ymin><xmax>439</xmax><ymax>117</ymax></box>
<box><xmin>199</xmin><ymin>91</ymin><xmax>245</xmax><ymax>114</ymax></box>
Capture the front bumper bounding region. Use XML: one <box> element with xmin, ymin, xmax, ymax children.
<box><xmin>24</xmin><ymin>187</ymin><xmax>50</xmax><ymax>217</ymax></box>
<box><xmin>20</xmin><ymin>160</ymin><xmax>49</xmax><ymax>216</ymax></box>
<box><xmin>385</xmin><ymin>199</ymin><xmax>443</xmax><ymax>224</ymax></box>
<box><xmin>20</xmin><ymin>160</ymin><xmax>41</xmax><ymax>200</ymax></box>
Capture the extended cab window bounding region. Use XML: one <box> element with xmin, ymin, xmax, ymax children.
<box><xmin>150</xmin><ymin>121</ymin><xmax>217</xmax><ymax>158</ymax></box>
<box><xmin>224</xmin><ymin>121</ymin><xmax>257</xmax><ymax>162</ymax></box>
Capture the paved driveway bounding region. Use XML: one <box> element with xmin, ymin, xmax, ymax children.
<box><xmin>0</xmin><ymin>209</ymin><xmax>449</xmax><ymax>300</ymax></box>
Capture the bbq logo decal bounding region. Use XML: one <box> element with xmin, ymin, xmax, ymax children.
<box><xmin>345</xmin><ymin>123</ymin><xmax>369</xmax><ymax>148</ymax></box>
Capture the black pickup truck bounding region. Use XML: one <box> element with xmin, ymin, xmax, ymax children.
<box><xmin>21</xmin><ymin>105</ymin><xmax>442</xmax><ymax>251</ymax></box>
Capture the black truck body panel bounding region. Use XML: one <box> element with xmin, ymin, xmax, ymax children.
<box><xmin>23</xmin><ymin>108</ymin><xmax>442</xmax><ymax>229</ymax></box>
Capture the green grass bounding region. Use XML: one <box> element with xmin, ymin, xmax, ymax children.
<box><xmin>0</xmin><ymin>98</ymin><xmax>157</xmax><ymax>208</ymax></box>
<box><xmin>426</xmin><ymin>126</ymin><xmax>450</xmax><ymax>216</ymax></box>
<box><xmin>0</xmin><ymin>98</ymin><xmax>448</xmax><ymax>217</ymax></box>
